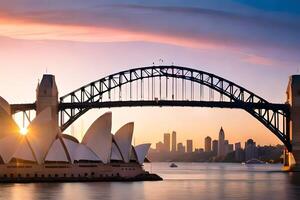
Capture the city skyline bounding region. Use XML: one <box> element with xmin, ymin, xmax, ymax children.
<box><xmin>153</xmin><ymin>127</ymin><xmax>279</xmax><ymax>152</ymax></box>
<box><xmin>149</xmin><ymin>126</ymin><xmax>284</xmax><ymax>164</ymax></box>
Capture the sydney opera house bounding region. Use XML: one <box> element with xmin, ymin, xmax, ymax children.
<box><xmin>0</xmin><ymin>75</ymin><xmax>160</xmax><ymax>182</ymax></box>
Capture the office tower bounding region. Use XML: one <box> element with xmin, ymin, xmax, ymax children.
<box><xmin>156</xmin><ymin>141</ymin><xmax>165</xmax><ymax>152</ymax></box>
<box><xmin>172</xmin><ymin>131</ymin><xmax>177</xmax><ymax>152</ymax></box>
<box><xmin>164</xmin><ymin>133</ymin><xmax>171</xmax><ymax>152</ymax></box>
<box><xmin>212</xmin><ymin>140</ymin><xmax>218</xmax><ymax>155</ymax></box>
<box><xmin>224</xmin><ymin>140</ymin><xmax>229</xmax><ymax>155</ymax></box>
<box><xmin>205</xmin><ymin>136</ymin><xmax>212</xmax><ymax>152</ymax></box>
<box><xmin>177</xmin><ymin>143</ymin><xmax>185</xmax><ymax>153</ymax></box>
<box><xmin>186</xmin><ymin>139</ymin><xmax>193</xmax><ymax>153</ymax></box>
<box><xmin>218</xmin><ymin>127</ymin><xmax>225</xmax><ymax>157</ymax></box>
<box><xmin>228</xmin><ymin>144</ymin><xmax>234</xmax><ymax>152</ymax></box>
<box><xmin>245</xmin><ymin>139</ymin><xmax>258</xmax><ymax>161</ymax></box>
<box><xmin>235</xmin><ymin>142</ymin><xmax>244</xmax><ymax>162</ymax></box>
<box><xmin>235</xmin><ymin>142</ymin><xmax>241</xmax><ymax>151</ymax></box>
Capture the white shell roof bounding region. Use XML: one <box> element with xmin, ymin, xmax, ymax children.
<box><xmin>130</xmin><ymin>146</ymin><xmax>138</xmax><ymax>161</ymax></box>
<box><xmin>45</xmin><ymin>138</ymin><xmax>69</xmax><ymax>162</ymax></box>
<box><xmin>0</xmin><ymin>99</ymin><xmax>26</xmax><ymax>163</ymax></box>
<box><xmin>74</xmin><ymin>144</ymin><xmax>100</xmax><ymax>162</ymax></box>
<box><xmin>46</xmin><ymin>137</ymin><xmax>101</xmax><ymax>163</ymax></box>
<box><xmin>12</xmin><ymin>137</ymin><xmax>36</xmax><ymax>162</ymax></box>
<box><xmin>0</xmin><ymin>103</ymin><xmax>150</xmax><ymax>165</ymax></box>
<box><xmin>0</xmin><ymin>96</ymin><xmax>11</xmax><ymax>115</ymax></box>
<box><xmin>26</xmin><ymin>107</ymin><xmax>59</xmax><ymax>164</ymax></box>
<box><xmin>62</xmin><ymin>138</ymin><xmax>76</xmax><ymax>162</ymax></box>
<box><xmin>0</xmin><ymin>105</ymin><xmax>20</xmax><ymax>140</ymax></box>
<box><xmin>113</xmin><ymin>122</ymin><xmax>134</xmax><ymax>163</ymax></box>
<box><xmin>64</xmin><ymin>138</ymin><xmax>100</xmax><ymax>162</ymax></box>
<box><xmin>134</xmin><ymin>143</ymin><xmax>151</xmax><ymax>164</ymax></box>
<box><xmin>81</xmin><ymin>112</ymin><xmax>112</xmax><ymax>164</ymax></box>
<box><xmin>111</xmin><ymin>142</ymin><xmax>123</xmax><ymax>161</ymax></box>
<box><xmin>0</xmin><ymin>135</ymin><xmax>23</xmax><ymax>163</ymax></box>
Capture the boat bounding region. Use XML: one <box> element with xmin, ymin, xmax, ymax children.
<box><xmin>245</xmin><ymin>159</ymin><xmax>266</xmax><ymax>164</ymax></box>
<box><xmin>169</xmin><ymin>163</ymin><xmax>178</xmax><ymax>168</ymax></box>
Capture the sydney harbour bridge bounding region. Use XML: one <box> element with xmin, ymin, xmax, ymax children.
<box><xmin>8</xmin><ymin>65</ymin><xmax>300</xmax><ymax>171</ymax></box>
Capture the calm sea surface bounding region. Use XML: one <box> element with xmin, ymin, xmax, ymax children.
<box><xmin>1</xmin><ymin>162</ymin><xmax>300</xmax><ymax>200</ymax></box>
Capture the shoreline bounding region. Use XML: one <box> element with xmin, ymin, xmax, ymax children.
<box><xmin>0</xmin><ymin>173</ymin><xmax>163</xmax><ymax>183</ymax></box>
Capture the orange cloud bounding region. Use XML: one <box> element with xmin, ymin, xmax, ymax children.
<box><xmin>0</xmin><ymin>15</ymin><xmax>222</xmax><ymax>50</ymax></box>
<box><xmin>243</xmin><ymin>54</ymin><xmax>275</xmax><ymax>66</ymax></box>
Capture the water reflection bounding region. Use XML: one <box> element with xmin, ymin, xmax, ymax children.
<box><xmin>1</xmin><ymin>163</ymin><xmax>300</xmax><ymax>200</ymax></box>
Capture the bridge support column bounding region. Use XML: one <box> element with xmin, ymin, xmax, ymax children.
<box><xmin>285</xmin><ymin>75</ymin><xmax>300</xmax><ymax>171</ymax></box>
<box><xmin>36</xmin><ymin>74</ymin><xmax>59</xmax><ymax>124</ymax></box>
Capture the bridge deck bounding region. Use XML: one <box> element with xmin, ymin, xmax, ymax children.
<box><xmin>10</xmin><ymin>100</ymin><xmax>289</xmax><ymax>113</ymax></box>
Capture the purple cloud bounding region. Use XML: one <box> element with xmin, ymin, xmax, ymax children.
<box><xmin>0</xmin><ymin>0</ymin><xmax>299</xmax><ymax>63</ymax></box>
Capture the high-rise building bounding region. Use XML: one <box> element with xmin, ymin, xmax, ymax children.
<box><xmin>171</xmin><ymin>131</ymin><xmax>177</xmax><ymax>152</ymax></box>
<box><xmin>228</xmin><ymin>144</ymin><xmax>234</xmax><ymax>153</ymax></box>
<box><xmin>205</xmin><ymin>136</ymin><xmax>212</xmax><ymax>152</ymax></box>
<box><xmin>164</xmin><ymin>133</ymin><xmax>171</xmax><ymax>152</ymax></box>
<box><xmin>218</xmin><ymin>127</ymin><xmax>225</xmax><ymax>157</ymax></box>
<box><xmin>212</xmin><ymin>140</ymin><xmax>218</xmax><ymax>155</ymax></box>
<box><xmin>177</xmin><ymin>143</ymin><xmax>185</xmax><ymax>153</ymax></box>
<box><xmin>186</xmin><ymin>140</ymin><xmax>193</xmax><ymax>153</ymax></box>
<box><xmin>235</xmin><ymin>142</ymin><xmax>244</xmax><ymax>162</ymax></box>
<box><xmin>224</xmin><ymin>140</ymin><xmax>229</xmax><ymax>155</ymax></box>
<box><xmin>235</xmin><ymin>148</ymin><xmax>245</xmax><ymax>162</ymax></box>
<box><xmin>245</xmin><ymin>139</ymin><xmax>258</xmax><ymax>161</ymax></box>
<box><xmin>156</xmin><ymin>141</ymin><xmax>164</xmax><ymax>152</ymax></box>
<box><xmin>235</xmin><ymin>142</ymin><xmax>242</xmax><ymax>151</ymax></box>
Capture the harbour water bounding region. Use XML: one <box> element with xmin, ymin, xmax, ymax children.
<box><xmin>1</xmin><ymin>162</ymin><xmax>300</xmax><ymax>200</ymax></box>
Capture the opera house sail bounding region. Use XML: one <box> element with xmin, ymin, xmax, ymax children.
<box><xmin>0</xmin><ymin>74</ymin><xmax>161</xmax><ymax>182</ymax></box>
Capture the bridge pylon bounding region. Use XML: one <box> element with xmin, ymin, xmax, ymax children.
<box><xmin>36</xmin><ymin>74</ymin><xmax>59</xmax><ymax>124</ymax></box>
<box><xmin>285</xmin><ymin>75</ymin><xmax>300</xmax><ymax>171</ymax></box>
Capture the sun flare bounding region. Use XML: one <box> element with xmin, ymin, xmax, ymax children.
<box><xmin>20</xmin><ymin>127</ymin><xmax>28</xmax><ymax>135</ymax></box>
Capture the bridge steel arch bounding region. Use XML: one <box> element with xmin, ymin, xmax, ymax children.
<box><xmin>58</xmin><ymin>65</ymin><xmax>291</xmax><ymax>151</ymax></box>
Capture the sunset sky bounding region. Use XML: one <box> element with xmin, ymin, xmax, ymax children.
<box><xmin>0</xmin><ymin>0</ymin><xmax>300</xmax><ymax>149</ymax></box>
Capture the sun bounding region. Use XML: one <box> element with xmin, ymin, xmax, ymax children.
<box><xmin>20</xmin><ymin>127</ymin><xmax>28</xmax><ymax>135</ymax></box>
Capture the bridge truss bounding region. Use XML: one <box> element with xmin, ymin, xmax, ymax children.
<box><xmin>10</xmin><ymin>66</ymin><xmax>292</xmax><ymax>151</ymax></box>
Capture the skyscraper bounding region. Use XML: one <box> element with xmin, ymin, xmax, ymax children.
<box><xmin>172</xmin><ymin>131</ymin><xmax>177</xmax><ymax>152</ymax></box>
<box><xmin>177</xmin><ymin>143</ymin><xmax>185</xmax><ymax>153</ymax></box>
<box><xmin>186</xmin><ymin>140</ymin><xmax>193</xmax><ymax>153</ymax></box>
<box><xmin>212</xmin><ymin>140</ymin><xmax>218</xmax><ymax>156</ymax></box>
<box><xmin>164</xmin><ymin>133</ymin><xmax>171</xmax><ymax>152</ymax></box>
<box><xmin>234</xmin><ymin>142</ymin><xmax>244</xmax><ymax>162</ymax></box>
<box><xmin>205</xmin><ymin>136</ymin><xmax>212</xmax><ymax>152</ymax></box>
<box><xmin>228</xmin><ymin>144</ymin><xmax>234</xmax><ymax>153</ymax></box>
<box><xmin>224</xmin><ymin>140</ymin><xmax>229</xmax><ymax>155</ymax></box>
<box><xmin>156</xmin><ymin>141</ymin><xmax>164</xmax><ymax>152</ymax></box>
<box><xmin>235</xmin><ymin>142</ymin><xmax>241</xmax><ymax>151</ymax></box>
<box><xmin>245</xmin><ymin>139</ymin><xmax>258</xmax><ymax>161</ymax></box>
<box><xmin>218</xmin><ymin>127</ymin><xmax>225</xmax><ymax>157</ymax></box>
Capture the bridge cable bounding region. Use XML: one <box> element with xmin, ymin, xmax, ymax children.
<box><xmin>159</xmin><ymin>76</ymin><xmax>162</xmax><ymax>100</ymax></box>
